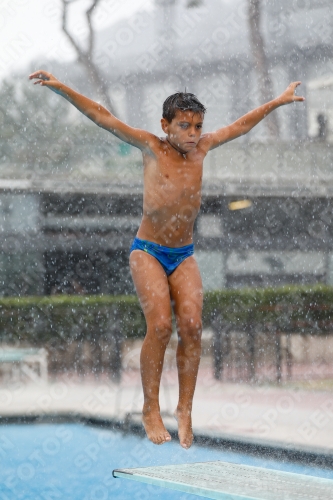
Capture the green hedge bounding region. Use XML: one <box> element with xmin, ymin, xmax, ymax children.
<box><xmin>1</xmin><ymin>285</ymin><xmax>333</xmax><ymax>344</ymax></box>
<box><xmin>0</xmin><ymin>295</ymin><xmax>145</xmax><ymax>344</ymax></box>
<box><xmin>203</xmin><ymin>285</ymin><xmax>333</xmax><ymax>333</ymax></box>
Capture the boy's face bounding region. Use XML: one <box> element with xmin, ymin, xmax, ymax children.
<box><xmin>161</xmin><ymin>110</ymin><xmax>204</xmax><ymax>154</ymax></box>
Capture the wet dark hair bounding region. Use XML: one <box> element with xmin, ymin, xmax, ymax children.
<box><xmin>162</xmin><ymin>92</ymin><xmax>206</xmax><ymax>123</ymax></box>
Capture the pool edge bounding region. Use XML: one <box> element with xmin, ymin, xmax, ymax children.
<box><xmin>0</xmin><ymin>412</ymin><xmax>332</xmax><ymax>470</ymax></box>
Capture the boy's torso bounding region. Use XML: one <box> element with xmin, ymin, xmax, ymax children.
<box><xmin>136</xmin><ymin>137</ymin><xmax>208</xmax><ymax>248</ymax></box>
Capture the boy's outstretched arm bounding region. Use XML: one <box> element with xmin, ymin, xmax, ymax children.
<box><xmin>29</xmin><ymin>70</ymin><xmax>154</xmax><ymax>151</ymax></box>
<box><xmin>203</xmin><ymin>82</ymin><xmax>305</xmax><ymax>151</ymax></box>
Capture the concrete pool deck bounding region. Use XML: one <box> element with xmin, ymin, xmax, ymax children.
<box><xmin>1</xmin><ymin>365</ymin><xmax>333</xmax><ymax>456</ymax></box>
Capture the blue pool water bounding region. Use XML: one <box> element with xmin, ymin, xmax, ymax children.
<box><xmin>1</xmin><ymin>423</ymin><xmax>333</xmax><ymax>500</ymax></box>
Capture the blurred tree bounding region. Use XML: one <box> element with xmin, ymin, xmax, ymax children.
<box><xmin>0</xmin><ymin>79</ymin><xmax>118</xmax><ymax>177</ymax></box>
<box><xmin>248</xmin><ymin>0</ymin><xmax>280</xmax><ymax>139</ymax></box>
<box><xmin>187</xmin><ymin>0</ymin><xmax>203</xmax><ymax>7</ymax></box>
<box><xmin>61</xmin><ymin>0</ymin><xmax>116</xmax><ymax>115</ymax></box>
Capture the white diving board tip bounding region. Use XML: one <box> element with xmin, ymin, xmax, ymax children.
<box><xmin>112</xmin><ymin>460</ymin><xmax>333</xmax><ymax>500</ymax></box>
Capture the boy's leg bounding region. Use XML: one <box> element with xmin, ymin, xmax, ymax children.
<box><xmin>168</xmin><ymin>256</ymin><xmax>203</xmax><ymax>449</ymax></box>
<box><xmin>130</xmin><ymin>250</ymin><xmax>173</xmax><ymax>445</ymax></box>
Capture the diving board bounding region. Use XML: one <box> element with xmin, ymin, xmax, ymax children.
<box><xmin>113</xmin><ymin>460</ymin><xmax>333</xmax><ymax>500</ymax></box>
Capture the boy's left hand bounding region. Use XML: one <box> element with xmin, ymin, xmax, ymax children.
<box><xmin>279</xmin><ymin>82</ymin><xmax>305</xmax><ymax>105</ymax></box>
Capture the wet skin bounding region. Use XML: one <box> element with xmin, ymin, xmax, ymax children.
<box><xmin>132</xmin><ymin>110</ymin><xmax>206</xmax><ymax>448</ymax></box>
<box><xmin>139</xmin><ymin>111</ymin><xmax>206</xmax><ymax>247</ymax></box>
<box><xmin>29</xmin><ymin>71</ymin><xmax>304</xmax><ymax>447</ymax></box>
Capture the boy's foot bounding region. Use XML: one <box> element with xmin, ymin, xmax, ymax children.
<box><xmin>142</xmin><ymin>409</ymin><xmax>171</xmax><ymax>445</ymax></box>
<box><xmin>174</xmin><ymin>408</ymin><xmax>193</xmax><ymax>449</ymax></box>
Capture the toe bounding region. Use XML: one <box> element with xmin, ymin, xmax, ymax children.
<box><xmin>181</xmin><ymin>439</ymin><xmax>192</xmax><ymax>449</ymax></box>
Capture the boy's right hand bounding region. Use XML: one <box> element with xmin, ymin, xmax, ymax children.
<box><xmin>29</xmin><ymin>70</ymin><xmax>62</xmax><ymax>93</ymax></box>
<box><xmin>28</xmin><ymin>69</ymin><xmax>155</xmax><ymax>151</ymax></box>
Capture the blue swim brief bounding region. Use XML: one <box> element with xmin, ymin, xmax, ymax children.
<box><xmin>130</xmin><ymin>237</ymin><xmax>194</xmax><ymax>276</ymax></box>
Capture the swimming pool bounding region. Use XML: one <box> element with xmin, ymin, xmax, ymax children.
<box><xmin>1</xmin><ymin>423</ymin><xmax>333</xmax><ymax>500</ymax></box>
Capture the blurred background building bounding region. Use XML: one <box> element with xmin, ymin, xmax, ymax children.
<box><xmin>1</xmin><ymin>0</ymin><xmax>333</xmax><ymax>296</ymax></box>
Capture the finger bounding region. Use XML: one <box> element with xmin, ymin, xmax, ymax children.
<box><xmin>294</xmin><ymin>96</ymin><xmax>305</xmax><ymax>101</ymax></box>
<box><xmin>287</xmin><ymin>81</ymin><xmax>299</xmax><ymax>91</ymax></box>
<box><xmin>30</xmin><ymin>69</ymin><xmax>46</xmax><ymax>75</ymax></box>
<box><xmin>33</xmin><ymin>80</ymin><xmax>49</xmax><ymax>86</ymax></box>
<box><xmin>29</xmin><ymin>71</ymin><xmax>49</xmax><ymax>80</ymax></box>
<box><xmin>29</xmin><ymin>71</ymin><xmax>42</xmax><ymax>79</ymax></box>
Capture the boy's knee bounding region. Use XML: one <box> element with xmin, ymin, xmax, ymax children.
<box><xmin>151</xmin><ymin>320</ymin><xmax>173</xmax><ymax>343</ymax></box>
<box><xmin>178</xmin><ymin>318</ymin><xmax>202</xmax><ymax>343</ymax></box>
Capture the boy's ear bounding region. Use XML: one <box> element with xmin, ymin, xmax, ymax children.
<box><xmin>161</xmin><ymin>117</ymin><xmax>169</xmax><ymax>133</ymax></box>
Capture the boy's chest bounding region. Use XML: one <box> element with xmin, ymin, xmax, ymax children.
<box><xmin>145</xmin><ymin>150</ymin><xmax>203</xmax><ymax>188</ymax></box>
<box><xmin>146</xmin><ymin>159</ymin><xmax>203</xmax><ymax>206</ymax></box>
